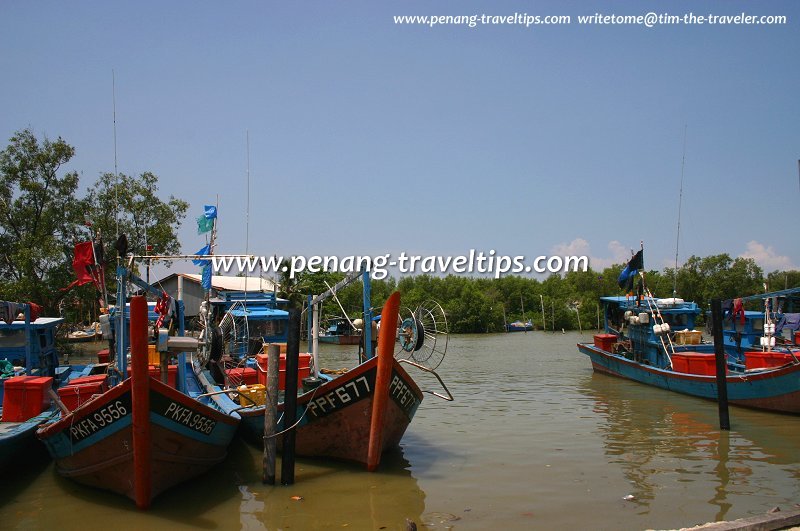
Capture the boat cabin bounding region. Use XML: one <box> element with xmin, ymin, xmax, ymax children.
<box><xmin>602</xmin><ymin>296</ymin><xmax>704</xmax><ymax>367</ymax></box>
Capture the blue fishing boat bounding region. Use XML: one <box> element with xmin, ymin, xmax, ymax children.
<box><xmin>318</xmin><ymin>317</ymin><xmax>361</xmax><ymax>345</ymax></box>
<box><xmin>577</xmin><ymin>287</ymin><xmax>800</xmax><ymax>415</ymax></box>
<box><xmin>505</xmin><ymin>319</ymin><xmax>533</xmax><ymax>332</ymax></box>
<box><xmin>0</xmin><ymin>302</ymin><xmax>63</xmax><ymax>469</ymax></box>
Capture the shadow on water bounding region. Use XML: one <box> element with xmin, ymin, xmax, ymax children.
<box><xmin>1</xmin><ymin>436</ymin><xmax>428</xmax><ymax>530</ymax></box>
<box><xmin>578</xmin><ymin>371</ymin><xmax>800</xmax><ymax>523</ymax></box>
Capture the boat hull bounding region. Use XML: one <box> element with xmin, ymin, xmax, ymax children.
<box><xmin>318</xmin><ymin>334</ymin><xmax>362</xmax><ymax>345</ymax></box>
<box><xmin>238</xmin><ymin>355</ymin><xmax>423</xmax><ymax>465</ymax></box>
<box><xmin>578</xmin><ymin>342</ymin><xmax>800</xmax><ymax>414</ymax></box>
<box><xmin>0</xmin><ymin>408</ymin><xmax>56</xmax><ymax>470</ymax></box>
<box><xmin>36</xmin><ymin>375</ymin><xmax>239</xmax><ymax>503</ymax></box>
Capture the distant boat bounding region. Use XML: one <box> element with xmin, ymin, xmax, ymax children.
<box><xmin>66</xmin><ymin>322</ymin><xmax>101</xmax><ymax>343</ymax></box>
<box><xmin>318</xmin><ymin>317</ymin><xmax>362</xmax><ymax>345</ymax></box>
<box><xmin>506</xmin><ymin>319</ymin><xmax>533</xmax><ymax>332</ymax></box>
<box><xmin>505</xmin><ymin>295</ymin><xmax>532</xmax><ymax>332</ymax></box>
<box><xmin>578</xmin><ymin>287</ymin><xmax>800</xmax><ymax>415</ymax></box>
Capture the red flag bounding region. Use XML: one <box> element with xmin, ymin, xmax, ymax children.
<box><xmin>62</xmin><ymin>242</ymin><xmax>98</xmax><ymax>291</ymax></box>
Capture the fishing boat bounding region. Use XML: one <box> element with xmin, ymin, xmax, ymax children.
<box><xmin>196</xmin><ymin>271</ymin><xmax>452</xmax><ymax>469</ymax></box>
<box><xmin>318</xmin><ymin>317</ymin><xmax>362</xmax><ymax>345</ymax></box>
<box><xmin>577</xmin><ymin>261</ymin><xmax>800</xmax><ymax>414</ymax></box>
<box><xmin>505</xmin><ymin>295</ymin><xmax>533</xmax><ymax>332</ymax></box>
<box><xmin>37</xmin><ymin>258</ymin><xmax>240</xmax><ymax>509</ymax></box>
<box><xmin>505</xmin><ymin>319</ymin><xmax>533</xmax><ymax>332</ymax></box>
<box><xmin>0</xmin><ymin>302</ymin><xmax>64</xmax><ymax>469</ymax></box>
<box><xmin>66</xmin><ymin>322</ymin><xmax>101</xmax><ymax>343</ymax></box>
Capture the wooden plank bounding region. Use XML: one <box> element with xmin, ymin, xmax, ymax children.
<box><xmin>683</xmin><ymin>506</ymin><xmax>800</xmax><ymax>531</ymax></box>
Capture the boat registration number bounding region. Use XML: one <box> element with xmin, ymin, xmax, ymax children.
<box><xmin>69</xmin><ymin>396</ymin><xmax>131</xmax><ymax>443</ymax></box>
<box><xmin>389</xmin><ymin>371</ymin><xmax>419</xmax><ymax>417</ymax></box>
<box><xmin>161</xmin><ymin>401</ymin><xmax>217</xmax><ymax>435</ymax></box>
<box><xmin>308</xmin><ymin>373</ymin><xmax>373</xmax><ymax>418</ymax></box>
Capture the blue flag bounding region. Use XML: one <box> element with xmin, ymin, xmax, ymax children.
<box><xmin>204</xmin><ymin>205</ymin><xmax>217</xmax><ymax>219</ymax></box>
<box><xmin>202</xmin><ymin>264</ymin><xmax>212</xmax><ymax>290</ymax></box>
<box><xmin>192</xmin><ymin>244</ymin><xmax>210</xmax><ymax>266</ymax></box>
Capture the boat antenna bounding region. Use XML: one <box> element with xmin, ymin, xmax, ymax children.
<box><xmin>673</xmin><ymin>125</ymin><xmax>687</xmax><ymax>298</ymax></box>
<box><xmin>112</xmin><ymin>69</ymin><xmax>119</xmax><ymax>240</ymax></box>
<box><xmin>245</xmin><ymin>130</ymin><xmax>250</xmax><ymax>309</ymax></box>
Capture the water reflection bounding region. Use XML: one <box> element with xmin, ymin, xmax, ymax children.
<box><xmin>579</xmin><ymin>372</ymin><xmax>800</xmax><ymax>521</ymax></box>
<box><xmin>230</xmin><ymin>444</ymin><xmax>426</xmax><ymax>529</ymax></box>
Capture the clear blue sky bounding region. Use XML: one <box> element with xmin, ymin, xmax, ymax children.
<box><xmin>2</xmin><ymin>1</ymin><xmax>798</xmax><ymax>281</ymax></box>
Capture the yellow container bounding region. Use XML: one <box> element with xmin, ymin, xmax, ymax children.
<box><xmin>675</xmin><ymin>330</ymin><xmax>702</xmax><ymax>345</ymax></box>
<box><xmin>148</xmin><ymin>344</ymin><xmax>160</xmax><ymax>365</ymax></box>
<box><xmin>237</xmin><ymin>384</ymin><xmax>266</xmax><ymax>406</ymax></box>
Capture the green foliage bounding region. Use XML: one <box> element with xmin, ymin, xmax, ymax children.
<box><xmin>0</xmin><ymin>129</ymin><xmax>188</xmax><ymax>322</ymax></box>
<box><xmin>84</xmin><ymin>171</ymin><xmax>188</xmax><ymax>258</ymax></box>
<box><xmin>0</xmin><ymin>129</ymin><xmax>85</xmax><ymax>312</ymax></box>
<box><xmin>292</xmin><ymin>253</ymin><xmax>795</xmax><ymax>334</ymax></box>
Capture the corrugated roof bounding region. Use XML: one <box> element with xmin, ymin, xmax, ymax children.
<box><xmin>180</xmin><ymin>274</ymin><xmax>279</xmax><ymax>293</ymax></box>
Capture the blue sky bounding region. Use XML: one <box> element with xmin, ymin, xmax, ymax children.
<box><xmin>2</xmin><ymin>1</ymin><xmax>798</xmax><ymax>281</ymax></box>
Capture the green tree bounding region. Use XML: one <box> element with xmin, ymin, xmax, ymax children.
<box><xmin>0</xmin><ymin>129</ymin><xmax>86</xmax><ymax>312</ymax></box>
<box><xmin>84</xmin><ymin>172</ymin><xmax>189</xmax><ymax>260</ymax></box>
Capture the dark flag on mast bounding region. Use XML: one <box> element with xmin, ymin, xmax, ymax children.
<box><xmin>617</xmin><ymin>249</ymin><xmax>644</xmax><ymax>291</ymax></box>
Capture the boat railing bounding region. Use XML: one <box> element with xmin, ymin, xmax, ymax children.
<box><xmin>397</xmin><ymin>359</ymin><xmax>453</xmax><ymax>401</ymax></box>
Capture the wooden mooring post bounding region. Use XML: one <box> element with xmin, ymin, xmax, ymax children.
<box><xmin>281</xmin><ymin>309</ymin><xmax>300</xmax><ymax>485</ymax></box>
<box><xmin>262</xmin><ymin>343</ymin><xmax>279</xmax><ymax>485</ymax></box>
<box><xmin>711</xmin><ymin>298</ymin><xmax>731</xmax><ymax>431</ymax></box>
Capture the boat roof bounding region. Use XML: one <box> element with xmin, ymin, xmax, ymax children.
<box><xmin>740</xmin><ymin>286</ymin><xmax>800</xmax><ymax>302</ymax></box>
<box><xmin>0</xmin><ymin>317</ymin><xmax>65</xmax><ymax>329</ymax></box>
<box><xmin>228</xmin><ymin>306</ymin><xmax>288</xmax><ymax>320</ymax></box>
<box><xmin>600</xmin><ymin>296</ymin><xmax>701</xmax><ymax>313</ymax></box>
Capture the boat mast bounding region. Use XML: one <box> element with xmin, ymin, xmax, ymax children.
<box><xmin>673</xmin><ymin>125</ymin><xmax>687</xmax><ymax>298</ymax></box>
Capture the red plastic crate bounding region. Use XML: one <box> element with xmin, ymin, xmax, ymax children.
<box><xmin>256</xmin><ymin>353</ymin><xmax>312</xmax><ymax>390</ymax></box>
<box><xmin>1</xmin><ymin>376</ymin><xmax>53</xmax><ymax>422</ymax></box>
<box><xmin>671</xmin><ymin>352</ymin><xmax>719</xmax><ymax>376</ymax></box>
<box><xmin>97</xmin><ymin>349</ymin><xmax>110</xmax><ymax>364</ymax></box>
<box><xmin>593</xmin><ymin>333</ymin><xmax>617</xmax><ymax>352</ymax></box>
<box><xmin>58</xmin><ymin>381</ymin><xmax>106</xmax><ymax>411</ymax></box>
<box><xmin>69</xmin><ymin>374</ymin><xmax>109</xmax><ymax>391</ymax></box>
<box><xmin>745</xmin><ymin>351</ymin><xmax>795</xmax><ymax>371</ymax></box>
<box><xmin>2</xmin><ymin>376</ymin><xmax>35</xmax><ymax>422</ymax></box>
<box><xmin>225</xmin><ymin>367</ymin><xmax>258</xmax><ymax>386</ymax></box>
<box><xmin>127</xmin><ymin>364</ymin><xmax>177</xmax><ymax>388</ymax></box>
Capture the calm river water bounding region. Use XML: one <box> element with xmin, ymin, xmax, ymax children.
<box><xmin>2</xmin><ymin>332</ymin><xmax>799</xmax><ymax>530</ymax></box>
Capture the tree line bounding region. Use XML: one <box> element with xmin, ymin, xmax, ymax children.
<box><xmin>0</xmin><ymin>129</ymin><xmax>187</xmax><ymax>322</ymax></box>
<box><xmin>282</xmin><ymin>257</ymin><xmax>800</xmax><ymax>334</ymax></box>
<box><xmin>2</xmin><ymin>129</ymin><xmax>798</xmax><ymax>333</ymax></box>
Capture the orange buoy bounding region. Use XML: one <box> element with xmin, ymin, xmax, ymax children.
<box><xmin>367</xmin><ymin>291</ymin><xmax>400</xmax><ymax>471</ymax></box>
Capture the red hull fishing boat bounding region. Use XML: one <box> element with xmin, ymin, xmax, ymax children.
<box><xmin>38</xmin><ymin>274</ymin><xmax>240</xmax><ymax>508</ymax></box>
<box><xmin>237</xmin><ymin>295</ymin><xmax>425</xmax><ymax>467</ymax></box>
<box><xmin>196</xmin><ymin>271</ymin><xmax>452</xmax><ymax>470</ymax></box>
